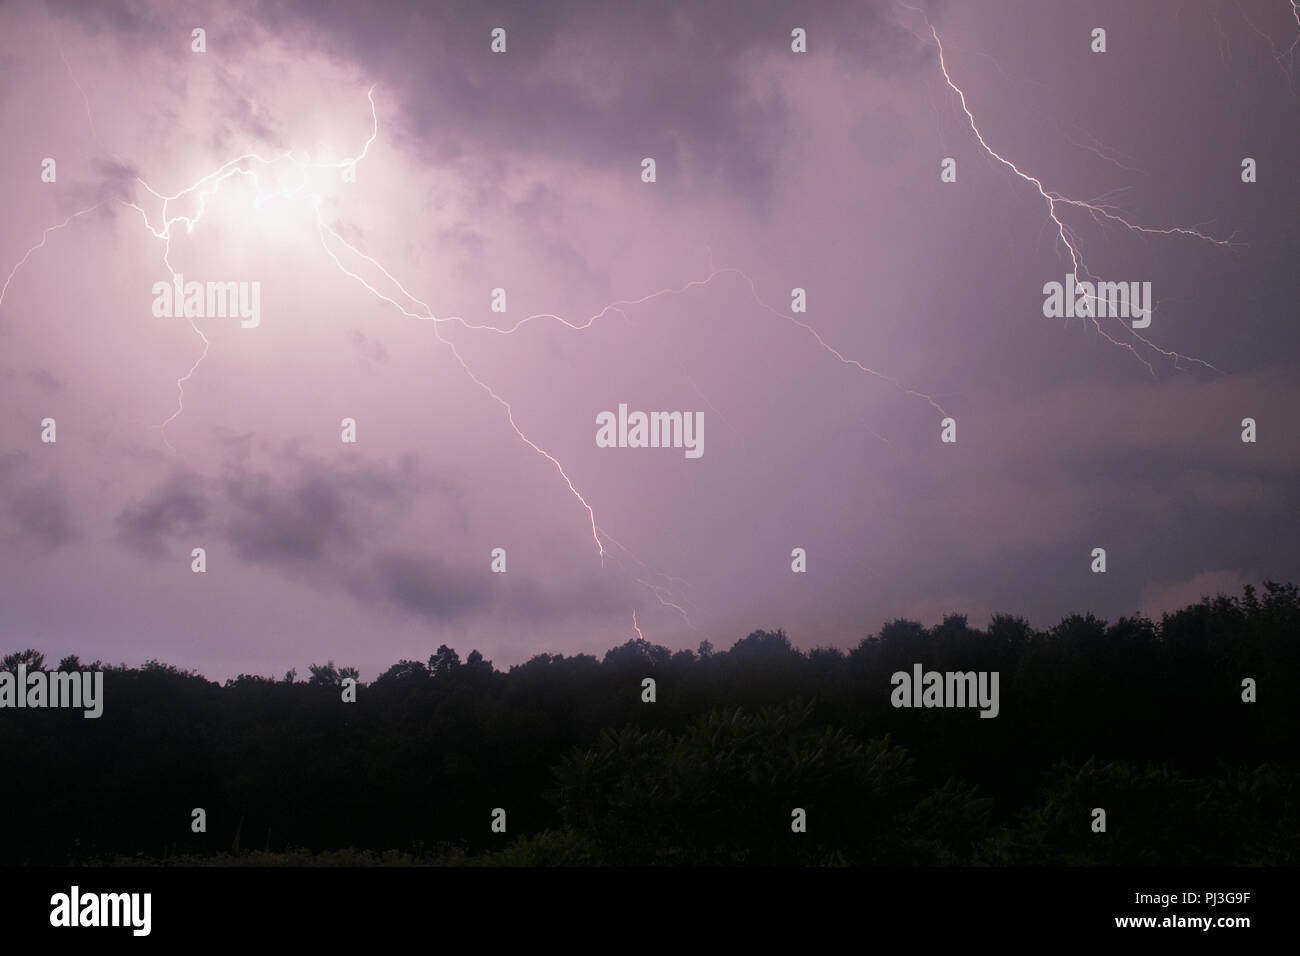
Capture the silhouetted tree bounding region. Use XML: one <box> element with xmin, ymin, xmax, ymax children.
<box><xmin>2</xmin><ymin>648</ymin><xmax>45</xmax><ymax>671</ymax></box>
<box><xmin>428</xmin><ymin>645</ymin><xmax>461</xmax><ymax>677</ymax></box>
<box><xmin>1</xmin><ymin>581</ymin><xmax>1296</xmax><ymax>866</ymax></box>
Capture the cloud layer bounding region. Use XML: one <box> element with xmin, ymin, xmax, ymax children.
<box><xmin>1</xmin><ymin>0</ymin><xmax>1296</xmax><ymax>679</ymax></box>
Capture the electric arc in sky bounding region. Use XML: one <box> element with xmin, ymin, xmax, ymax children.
<box><xmin>0</xmin><ymin>1</ymin><xmax>1293</xmax><ymax>680</ymax></box>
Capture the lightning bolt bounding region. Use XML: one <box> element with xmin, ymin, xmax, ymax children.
<box><xmin>304</xmin><ymin>88</ymin><xmax>952</xmax><ymax>617</ymax></box>
<box><xmin>1236</xmin><ymin>0</ymin><xmax>1300</xmax><ymax>92</ymax></box>
<box><xmin>118</xmin><ymin>87</ymin><xmax>378</xmax><ymax>449</ymax></box>
<box><xmin>313</xmin><ymin>200</ymin><xmax>609</xmax><ymax>559</ymax></box>
<box><xmin>899</xmin><ymin>5</ymin><xmax>1236</xmax><ymax>376</ymax></box>
<box><xmin>1</xmin><ymin>205</ymin><xmax>106</xmax><ymax>307</ymax></box>
<box><xmin>5</xmin><ymin>43</ymin><xmax>957</xmax><ymax>638</ymax></box>
<box><xmin>10</xmin><ymin>9</ymin><xmax>1248</xmax><ymax>648</ymax></box>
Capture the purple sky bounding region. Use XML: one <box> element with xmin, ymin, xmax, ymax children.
<box><xmin>1</xmin><ymin>0</ymin><xmax>1297</xmax><ymax>681</ymax></box>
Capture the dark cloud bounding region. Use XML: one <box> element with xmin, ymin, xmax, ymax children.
<box><xmin>0</xmin><ymin>452</ymin><xmax>77</xmax><ymax>550</ymax></box>
<box><xmin>3</xmin><ymin>0</ymin><xmax>1295</xmax><ymax>682</ymax></box>
<box><xmin>114</xmin><ymin>444</ymin><xmax>433</xmax><ymax>563</ymax></box>
<box><xmin>8</xmin><ymin>478</ymin><xmax>76</xmax><ymax>550</ymax></box>
<box><xmin>250</xmin><ymin>0</ymin><xmax>928</xmax><ymax>203</ymax></box>
<box><xmin>110</xmin><ymin>440</ymin><xmax>646</xmax><ymax>624</ymax></box>
<box><xmin>58</xmin><ymin>159</ymin><xmax>145</xmax><ymax>214</ymax></box>
<box><xmin>114</xmin><ymin>472</ymin><xmax>209</xmax><ymax>558</ymax></box>
<box><xmin>352</xmin><ymin>547</ymin><xmax>645</xmax><ymax>624</ymax></box>
<box><xmin>364</xmin><ymin>549</ymin><xmax>491</xmax><ymax>620</ymax></box>
<box><xmin>46</xmin><ymin>0</ymin><xmax>161</xmax><ymax>37</ymax></box>
<box><xmin>94</xmin><ymin>159</ymin><xmax>142</xmax><ymax>203</ymax></box>
<box><xmin>46</xmin><ymin>0</ymin><xmax>264</xmax><ymax>58</ymax></box>
<box><xmin>350</xmin><ymin>330</ymin><xmax>389</xmax><ymax>365</ymax></box>
<box><xmin>223</xmin><ymin>472</ymin><xmax>354</xmax><ymax>564</ymax></box>
<box><xmin>28</xmin><ymin>369</ymin><xmax>64</xmax><ymax>391</ymax></box>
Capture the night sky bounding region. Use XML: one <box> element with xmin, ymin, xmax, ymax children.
<box><xmin>1</xmin><ymin>0</ymin><xmax>1296</xmax><ymax>681</ymax></box>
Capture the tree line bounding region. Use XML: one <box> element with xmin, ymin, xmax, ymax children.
<box><xmin>1</xmin><ymin>582</ymin><xmax>1296</xmax><ymax>865</ymax></box>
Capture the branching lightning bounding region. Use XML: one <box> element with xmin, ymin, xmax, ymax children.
<box><xmin>1236</xmin><ymin>0</ymin><xmax>1300</xmax><ymax>92</ymax></box>
<box><xmin>11</xmin><ymin>9</ymin><xmax>1237</xmax><ymax>640</ymax></box>
<box><xmin>8</xmin><ymin>68</ymin><xmax>944</xmax><ymax>635</ymax></box>
<box><xmin>897</xmin><ymin>4</ymin><xmax>1237</xmax><ymax>377</ymax></box>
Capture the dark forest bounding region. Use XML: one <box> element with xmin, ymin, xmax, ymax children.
<box><xmin>3</xmin><ymin>582</ymin><xmax>1296</xmax><ymax>866</ymax></box>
